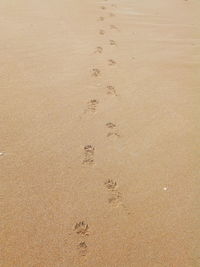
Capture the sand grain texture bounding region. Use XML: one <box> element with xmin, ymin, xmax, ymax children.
<box><xmin>0</xmin><ymin>0</ymin><xmax>200</xmax><ymax>266</ymax></box>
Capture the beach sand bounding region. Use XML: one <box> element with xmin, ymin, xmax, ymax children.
<box><xmin>0</xmin><ymin>0</ymin><xmax>200</xmax><ymax>266</ymax></box>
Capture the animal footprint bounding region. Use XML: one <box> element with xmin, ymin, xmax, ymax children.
<box><xmin>100</xmin><ymin>6</ymin><xmax>106</xmax><ymax>10</ymax></box>
<box><xmin>92</xmin><ymin>68</ymin><xmax>100</xmax><ymax>77</ymax></box>
<box><xmin>106</xmin><ymin>122</ymin><xmax>116</xmax><ymax>129</ymax></box>
<box><xmin>105</xmin><ymin>179</ymin><xmax>117</xmax><ymax>191</ymax></box>
<box><xmin>98</xmin><ymin>16</ymin><xmax>104</xmax><ymax>21</ymax></box>
<box><xmin>107</xmin><ymin>132</ymin><xmax>120</xmax><ymax>137</ymax></box>
<box><xmin>78</xmin><ymin>242</ymin><xmax>88</xmax><ymax>257</ymax></box>
<box><xmin>99</xmin><ymin>29</ymin><xmax>105</xmax><ymax>35</ymax></box>
<box><xmin>109</xmin><ymin>13</ymin><xmax>115</xmax><ymax>17</ymax></box>
<box><xmin>83</xmin><ymin>145</ymin><xmax>95</xmax><ymax>165</ymax></box>
<box><xmin>104</xmin><ymin>179</ymin><xmax>122</xmax><ymax>206</ymax></box>
<box><xmin>108</xmin><ymin>59</ymin><xmax>116</xmax><ymax>66</ymax></box>
<box><xmin>108</xmin><ymin>192</ymin><xmax>122</xmax><ymax>206</ymax></box>
<box><xmin>95</xmin><ymin>46</ymin><xmax>103</xmax><ymax>54</ymax></box>
<box><xmin>109</xmin><ymin>40</ymin><xmax>117</xmax><ymax>46</ymax></box>
<box><xmin>74</xmin><ymin>221</ymin><xmax>89</xmax><ymax>236</ymax></box>
<box><xmin>87</xmin><ymin>99</ymin><xmax>99</xmax><ymax>112</ymax></box>
<box><xmin>107</xmin><ymin>85</ymin><xmax>117</xmax><ymax>96</ymax></box>
<box><xmin>106</xmin><ymin>122</ymin><xmax>120</xmax><ymax>137</ymax></box>
<box><xmin>110</xmin><ymin>25</ymin><xmax>119</xmax><ymax>31</ymax></box>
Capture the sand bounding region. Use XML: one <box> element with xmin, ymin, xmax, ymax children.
<box><xmin>0</xmin><ymin>0</ymin><xmax>200</xmax><ymax>266</ymax></box>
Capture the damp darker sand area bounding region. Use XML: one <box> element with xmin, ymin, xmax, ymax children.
<box><xmin>0</xmin><ymin>0</ymin><xmax>200</xmax><ymax>266</ymax></box>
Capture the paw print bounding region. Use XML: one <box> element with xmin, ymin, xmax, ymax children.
<box><xmin>104</xmin><ymin>179</ymin><xmax>117</xmax><ymax>191</ymax></box>
<box><xmin>74</xmin><ymin>221</ymin><xmax>89</xmax><ymax>236</ymax></box>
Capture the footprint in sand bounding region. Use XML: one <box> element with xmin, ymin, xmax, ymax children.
<box><xmin>104</xmin><ymin>179</ymin><xmax>122</xmax><ymax>206</ymax></box>
<box><xmin>78</xmin><ymin>241</ymin><xmax>88</xmax><ymax>257</ymax></box>
<box><xmin>108</xmin><ymin>59</ymin><xmax>117</xmax><ymax>66</ymax></box>
<box><xmin>107</xmin><ymin>85</ymin><xmax>117</xmax><ymax>96</ymax></box>
<box><xmin>109</xmin><ymin>12</ymin><xmax>115</xmax><ymax>17</ymax></box>
<box><xmin>110</xmin><ymin>25</ymin><xmax>119</xmax><ymax>31</ymax></box>
<box><xmin>95</xmin><ymin>46</ymin><xmax>103</xmax><ymax>54</ymax></box>
<box><xmin>74</xmin><ymin>221</ymin><xmax>89</xmax><ymax>236</ymax></box>
<box><xmin>86</xmin><ymin>99</ymin><xmax>99</xmax><ymax>112</ymax></box>
<box><xmin>92</xmin><ymin>68</ymin><xmax>100</xmax><ymax>77</ymax></box>
<box><xmin>98</xmin><ymin>16</ymin><xmax>105</xmax><ymax>21</ymax></box>
<box><xmin>73</xmin><ymin>222</ymin><xmax>89</xmax><ymax>257</ymax></box>
<box><xmin>104</xmin><ymin>180</ymin><xmax>131</xmax><ymax>214</ymax></box>
<box><xmin>106</xmin><ymin>122</ymin><xmax>120</xmax><ymax>137</ymax></box>
<box><xmin>108</xmin><ymin>192</ymin><xmax>122</xmax><ymax>206</ymax></box>
<box><xmin>100</xmin><ymin>6</ymin><xmax>106</xmax><ymax>10</ymax></box>
<box><xmin>105</xmin><ymin>179</ymin><xmax>117</xmax><ymax>191</ymax></box>
<box><xmin>109</xmin><ymin>40</ymin><xmax>117</xmax><ymax>46</ymax></box>
<box><xmin>99</xmin><ymin>29</ymin><xmax>105</xmax><ymax>35</ymax></box>
<box><xmin>83</xmin><ymin>145</ymin><xmax>95</xmax><ymax>165</ymax></box>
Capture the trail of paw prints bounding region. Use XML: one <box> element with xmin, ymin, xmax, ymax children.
<box><xmin>104</xmin><ymin>179</ymin><xmax>131</xmax><ymax>215</ymax></box>
<box><xmin>74</xmin><ymin>221</ymin><xmax>89</xmax><ymax>257</ymax></box>
<box><xmin>82</xmin><ymin>145</ymin><xmax>95</xmax><ymax>165</ymax></box>
<box><xmin>106</xmin><ymin>122</ymin><xmax>120</xmax><ymax>138</ymax></box>
<box><xmin>107</xmin><ymin>85</ymin><xmax>117</xmax><ymax>96</ymax></box>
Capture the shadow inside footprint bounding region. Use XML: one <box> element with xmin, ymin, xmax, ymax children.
<box><xmin>92</xmin><ymin>68</ymin><xmax>100</xmax><ymax>77</ymax></box>
<box><xmin>78</xmin><ymin>242</ymin><xmax>88</xmax><ymax>257</ymax></box>
<box><xmin>99</xmin><ymin>29</ymin><xmax>105</xmax><ymax>35</ymax></box>
<box><xmin>107</xmin><ymin>85</ymin><xmax>117</xmax><ymax>96</ymax></box>
<box><xmin>106</xmin><ymin>122</ymin><xmax>116</xmax><ymax>129</ymax></box>
<box><xmin>74</xmin><ymin>221</ymin><xmax>89</xmax><ymax>236</ymax></box>
<box><xmin>108</xmin><ymin>59</ymin><xmax>116</xmax><ymax>66</ymax></box>
<box><xmin>105</xmin><ymin>179</ymin><xmax>117</xmax><ymax>191</ymax></box>
<box><xmin>109</xmin><ymin>40</ymin><xmax>117</xmax><ymax>46</ymax></box>
<box><xmin>98</xmin><ymin>16</ymin><xmax>104</xmax><ymax>21</ymax></box>
<box><xmin>110</xmin><ymin>25</ymin><xmax>119</xmax><ymax>31</ymax></box>
<box><xmin>108</xmin><ymin>192</ymin><xmax>122</xmax><ymax>206</ymax></box>
<box><xmin>95</xmin><ymin>47</ymin><xmax>103</xmax><ymax>54</ymax></box>
<box><xmin>107</xmin><ymin>132</ymin><xmax>120</xmax><ymax>137</ymax></box>
<box><xmin>87</xmin><ymin>99</ymin><xmax>99</xmax><ymax>112</ymax></box>
<box><xmin>83</xmin><ymin>145</ymin><xmax>95</xmax><ymax>165</ymax></box>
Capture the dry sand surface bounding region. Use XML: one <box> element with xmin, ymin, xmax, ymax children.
<box><xmin>1</xmin><ymin>0</ymin><xmax>200</xmax><ymax>266</ymax></box>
